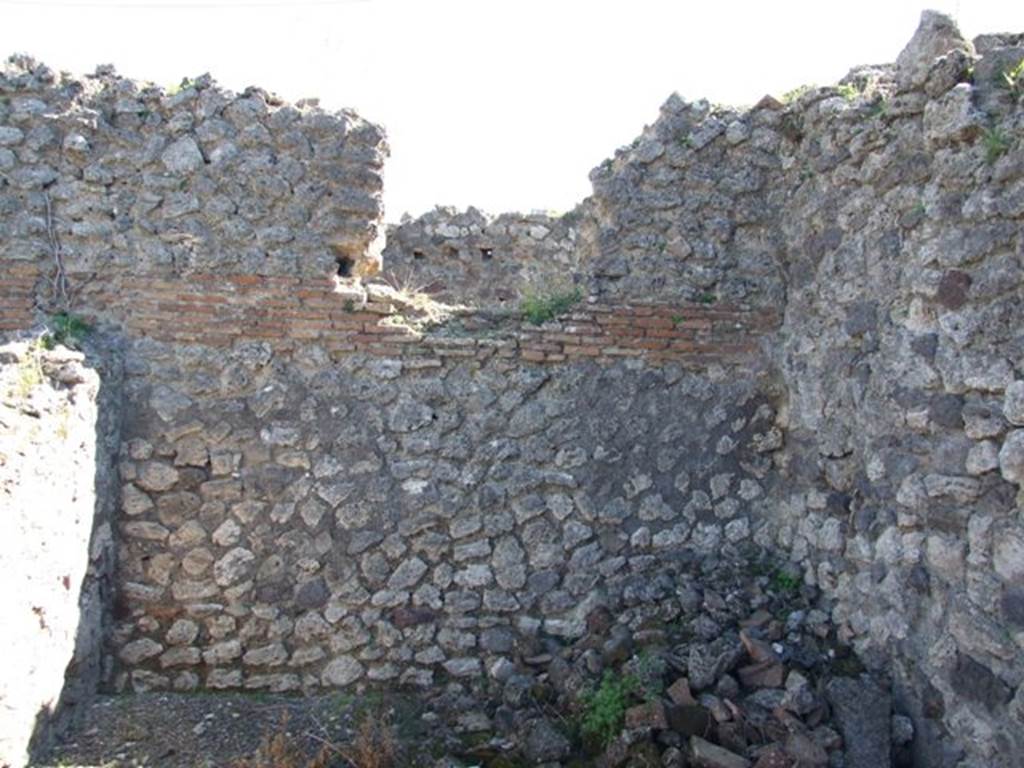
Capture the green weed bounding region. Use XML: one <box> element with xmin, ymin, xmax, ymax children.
<box><xmin>772</xmin><ymin>568</ymin><xmax>801</xmax><ymax>594</ymax></box>
<box><xmin>521</xmin><ymin>286</ymin><xmax>582</xmax><ymax>325</ymax></box>
<box><xmin>982</xmin><ymin>126</ymin><xmax>1011</xmax><ymax>164</ymax></box>
<box><xmin>627</xmin><ymin>650</ymin><xmax>667</xmax><ymax>702</ymax></box>
<box><xmin>579</xmin><ymin>671</ymin><xmax>636</xmax><ymax>748</ymax></box>
<box><xmin>781</xmin><ymin>84</ymin><xmax>814</xmax><ymax>104</ymax></box>
<box><xmin>998</xmin><ymin>58</ymin><xmax>1024</xmax><ymax>98</ymax></box>
<box><xmin>836</xmin><ymin>83</ymin><xmax>859</xmax><ymax>101</ymax></box>
<box><xmin>45</xmin><ymin>312</ymin><xmax>92</xmax><ymax>349</ymax></box>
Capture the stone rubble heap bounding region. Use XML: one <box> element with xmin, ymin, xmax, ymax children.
<box><xmin>419</xmin><ymin>548</ymin><xmax>908</xmax><ymax>768</ymax></box>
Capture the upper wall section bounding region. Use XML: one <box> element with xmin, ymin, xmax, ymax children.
<box><xmin>382</xmin><ymin>207</ymin><xmax>581</xmax><ymax>306</ymax></box>
<box><xmin>582</xmin><ymin>94</ymin><xmax>788</xmax><ymax>307</ymax></box>
<box><xmin>0</xmin><ymin>54</ymin><xmax>387</xmax><ymax>313</ymax></box>
<box><xmin>382</xmin><ymin>16</ymin><xmax>1023</xmax><ymax>317</ymax></box>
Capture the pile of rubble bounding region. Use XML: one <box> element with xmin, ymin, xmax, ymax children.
<box><xmin>428</xmin><ymin>550</ymin><xmax>912</xmax><ymax>768</ymax></box>
<box><xmin>39</xmin><ymin>548</ymin><xmax>913</xmax><ymax>768</ymax></box>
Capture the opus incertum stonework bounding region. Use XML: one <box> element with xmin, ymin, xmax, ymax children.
<box><xmin>2</xmin><ymin>10</ymin><xmax>1024</xmax><ymax>768</ymax></box>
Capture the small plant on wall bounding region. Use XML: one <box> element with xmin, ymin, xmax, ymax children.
<box><xmin>998</xmin><ymin>59</ymin><xmax>1024</xmax><ymax>99</ymax></box>
<box><xmin>44</xmin><ymin>312</ymin><xmax>92</xmax><ymax>350</ymax></box>
<box><xmin>520</xmin><ymin>284</ymin><xmax>582</xmax><ymax>325</ymax></box>
<box><xmin>981</xmin><ymin>125</ymin><xmax>1011</xmax><ymax>164</ymax></box>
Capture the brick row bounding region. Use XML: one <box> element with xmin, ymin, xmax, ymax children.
<box><xmin>2</xmin><ymin>268</ymin><xmax>779</xmax><ymax>365</ymax></box>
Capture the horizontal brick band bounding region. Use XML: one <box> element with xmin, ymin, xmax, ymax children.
<box><xmin>3</xmin><ymin>269</ymin><xmax>779</xmax><ymax>365</ymax></box>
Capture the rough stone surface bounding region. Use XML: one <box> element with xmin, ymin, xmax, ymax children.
<box><xmin>0</xmin><ymin>340</ymin><xmax>121</xmax><ymax>767</ymax></box>
<box><xmin>1005</xmin><ymin>381</ymin><xmax>1024</xmax><ymax>425</ymax></box>
<box><xmin>521</xmin><ymin>717</ymin><xmax>571</xmax><ymax>763</ymax></box>
<box><xmin>825</xmin><ymin>677</ymin><xmax>892</xmax><ymax>768</ymax></box>
<box><xmin>1000</xmin><ymin>431</ymin><xmax>1024</xmax><ymax>484</ymax></box>
<box><xmin>3</xmin><ymin>15</ymin><xmax>1024</xmax><ymax>768</ymax></box>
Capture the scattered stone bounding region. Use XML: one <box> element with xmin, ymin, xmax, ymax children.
<box><xmin>521</xmin><ymin>717</ymin><xmax>571</xmax><ymax>763</ymax></box>
<box><xmin>668</xmin><ymin>677</ymin><xmax>697</xmax><ymax>706</ymax></box>
<box><xmin>689</xmin><ymin>735</ymin><xmax>751</xmax><ymax>768</ymax></box>
<box><xmin>625</xmin><ymin>700</ymin><xmax>668</xmax><ymax>731</ymax></box>
<box><xmin>824</xmin><ymin>676</ymin><xmax>891</xmax><ymax>768</ymax></box>
<box><xmin>784</xmin><ymin>733</ymin><xmax>827</xmax><ymax>767</ymax></box>
<box><xmin>667</xmin><ymin>705</ymin><xmax>712</xmax><ymax>737</ymax></box>
<box><xmin>751</xmin><ymin>745</ymin><xmax>793</xmax><ymax>768</ymax></box>
<box><xmin>738</xmin><ymin>660</ymin><xmax>784</xmax><ymax>689</ymax></box>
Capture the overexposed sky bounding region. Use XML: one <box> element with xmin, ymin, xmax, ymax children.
<box><xmin>2</xmin><ymin>0</ymin><xmax>1022</xmax><ymax>220</ymax></box>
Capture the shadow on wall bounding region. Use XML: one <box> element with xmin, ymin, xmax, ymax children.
<box><xmin>0</xmin><ymin>336</ymin><xmax>122</xmax><ymax>768</ymax></box>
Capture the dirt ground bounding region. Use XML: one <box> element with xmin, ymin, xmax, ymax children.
<box><xmin>35</xmin><ymin>690</ymin><xmax>465</xmax><ymax>768</ymax></box>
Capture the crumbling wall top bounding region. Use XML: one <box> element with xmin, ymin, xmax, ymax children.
<box><xmin>0</xmin><ymin>54</ymin><xmax>388</xmax><ymax>282</ymax></box>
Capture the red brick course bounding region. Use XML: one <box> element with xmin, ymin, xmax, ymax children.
<box><xmin>2</xmin><ymin>269</ymin><xmax>779</xmax><ymax>365</ymax></box>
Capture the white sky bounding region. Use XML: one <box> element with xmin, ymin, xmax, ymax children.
<box><xmin>2</xmin><ymin>0</ymin><xmax>1022</xmax><ymax>220</ymax></box>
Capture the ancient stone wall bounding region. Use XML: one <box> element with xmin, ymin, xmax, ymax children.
<box><xmin>113</xmin><ymin>340</ymin><xmax>780</xmax><ymax>693</ymax></box>
<box><xmin>0</xmin><ymin>53</ymin><xmax>387</xmax><ymax>294</ymax></box>
<box><xmin>0</xmin><ymin>339</ymin><xmax>121</xmax><ymax>767</ymax></box>
<box><xmin>763</xmin><ymin>17</ymin><xmax>1024</xmax><ymax>767</ymax></box>
<box><xmin>558</xmin><ymin>13</ymin><xmax>1024</xmax><ymax>763</ymax></box>
<box><xmin>382</xmin><ymin>207</ymin><xmax>580</xmax><ymax>307</ymax></box>
<box><xmin>3</xmin><ymin>11</ymin><xmax>1024</xmax><ymax>768</ymax></box>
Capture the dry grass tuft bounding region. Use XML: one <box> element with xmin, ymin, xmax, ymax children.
<box><xmin>230</xmin><ymin>709</ymin><xmax>398</xmax><ymax>768</ymax></box>
<box><xmin>371</xmin><ymin>271</ymin><xmax>466</xmax><ymax>333</ymax></box>
<box><xmin>339</xmin><ymin>711</ymin><xmax>398</xmax><ymax>768</ymax></box>
<box><xmin>230</xmin><ymin>715</ymin><xmax>332</xmax><ymax>768</ymax></box>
